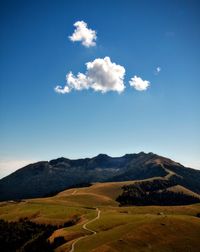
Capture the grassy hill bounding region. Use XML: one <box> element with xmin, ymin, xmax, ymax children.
<box><xmin>0</xmin><ymin>178</ymin><xmax>200</xmax><ymax>252</ymax></box>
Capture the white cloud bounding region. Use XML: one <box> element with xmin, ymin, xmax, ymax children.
<box><xmin>54</xmin><ymin>85</ymin><xmax>71</xmax><ymax>94</ymax></box>
<box><xmin>155</xmin><ymin>66</ymin><xmax>161</xmax><ymax>75</ymax></box>
<box><xmin>129</xmin><ymin>75</ymin><xmax>150</xmax><ymax>91</ymax></box>
<box><xmin>54</xmin><ymin>57</ymin><xmax>126</xmax><ymax>94</ymax></box>
<box><xmin>69</xmin><ymin>21</ymin><xmax>97</xmax><ymax>47</ymax></box>
<box><xmin>156</xmin><ymin>67</ymin><xmax>161</xmax><ymax>73</ymax></box>
<box><xmin>67</xmin><ymin>72</ymin><xmax>90</xmax><ymax>91</ymax></box>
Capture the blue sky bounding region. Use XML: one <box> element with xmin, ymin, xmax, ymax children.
<box><xmin>0</xmin><ymin>0</ymin><xmax>200</xmax><ymax>178</ymax></box>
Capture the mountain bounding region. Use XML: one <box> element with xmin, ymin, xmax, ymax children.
<box><xmin>0</xmin><ymin>152</ymin><xmax>200</xmax><ymax>201</ymax></box>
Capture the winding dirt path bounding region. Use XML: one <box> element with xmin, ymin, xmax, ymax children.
<box><xmin>69</xmin><ymin>208</ymin><xmax>101</xmax><ymax>252</ymax></box>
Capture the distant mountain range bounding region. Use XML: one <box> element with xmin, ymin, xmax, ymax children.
<box><xmin>0</xmin><ymin>152</ymin><xmax>200</xmax><ymax>201</ymax></box>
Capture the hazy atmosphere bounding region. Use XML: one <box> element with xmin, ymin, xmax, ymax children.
<box><xmin>0</xmin><ymin>0</ymin><xmax>200</xmax><ymax>178</ymax></box>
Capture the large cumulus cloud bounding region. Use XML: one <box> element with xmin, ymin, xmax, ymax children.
<box><xmin>54</xmin><ymin>57</ymin><xmax>126</xmax><ymax>94</ymax></box>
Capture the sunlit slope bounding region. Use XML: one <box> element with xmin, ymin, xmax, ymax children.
<box><xmin>56</xmin><ymin>177</ymin><xmax>200</xmax><ymax>207</ymax></box>
<box><xmin>72</xmin><ymin>210</ymin><xmax>200</xmax><ymax>252</ymax></box>
<box><xmin>0</xmin><ymin>181</ymin><xmax>131</xmax><ymax>224</ymax></box>
<box><xmin>166</xmin><ymin>185</ymin><xmax>200</xmax><ymax>198</ymax></box>
<box><xmin>0</xmin><ymin>200</ymin><xmax>96</xmax><ymax>225</ymax></box>
<box><xmin>53</xmin><ymin>205</ymin><xmax>200</xmax><ymax>252</ymax></box>
<box><xmin>1</xmin><ymin>178</ymin><xmax>200</xmax><ymax>223</ymax></box>
<box><xmin>1</xmin><ymin>178</ymin><xmax>199</xmax><ymax>221</ymax></box>
<box><xmin>56</xmin><ymin>181</ymin><xmax>137</xmax><ymax>206</ymax></box>
<box><xmin>0</xmin><ymin>181</ymin><xmax>200</xmax><ymax>252</ymax></box>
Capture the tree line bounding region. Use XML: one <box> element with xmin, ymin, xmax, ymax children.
<box><xmin>116</xmin><ymin>177</ymin><xmax>200</xmax><ymax>206</ymax></box>
<box><xmin>0</xmin><ymin>216</ymin><xmax>80</xmax><ymax>252</ymax></box>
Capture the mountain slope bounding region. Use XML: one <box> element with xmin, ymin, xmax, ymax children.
<box><xmin>0</xmin><ymin>152</ymin><xmax>200</xmax><ymax>201</ymax></box>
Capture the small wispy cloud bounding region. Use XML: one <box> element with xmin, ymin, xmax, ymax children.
<box><xmin>55</xmin><ymin>57</ymin><xmax>125</xmax><ymax>94</ymax></box>
<box><xmin>129</xmin><ymin>75</ymin><xmax>150</xmax><ymax>91</ymax></box>
<box><xmin>54</xmin><ymin>85</ymin><xmax>71</xmax><ymax>94</ymax></box>
<box><xmin>154</xmin><ymin>66</ymin><xmax>161</xmax><ymax>75</ymax></box>
<box><xmin>69</xmin><ymin>21</ymin><xmax>97</xmax><ymax>47</ymax></box>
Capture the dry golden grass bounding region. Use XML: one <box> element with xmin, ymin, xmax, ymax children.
<box><xmin>1</xmin><ymin>180</ymin><xmax>200</xmax><ymax>252</ymax></box>
<box><xmin>71</xmin><ymin>210</ymin><xmax>200</xmax><ymax>252</ymax></box>
<box><xmin>166</xmin><ymin>185</ymin><xmax>200</xmax><ymax>198</ymax></box>
<box><xmin>57</xmin><ymin>181</ymin><xmax>133</xmax><ymax>200</ymax></box>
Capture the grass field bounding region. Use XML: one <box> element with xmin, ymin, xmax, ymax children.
<box><xmin>72</xmin><ymin>212</ymin><xmax>200</xmax><ymax>252</ymax></box>
<box><xmin>0</xmin><ymin>200</ymin><xmax>95</xmax><ymax>225</ymax></box>
<box><xmin>0</xmin><ymin>181</ymin><xmax>200</xmax><ymax>251</ymax></box>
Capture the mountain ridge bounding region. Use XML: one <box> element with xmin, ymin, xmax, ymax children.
<box><xmin>0</xmin><ymin>152</ymin><xmax>200</xmax><ymax>201</ymax></box>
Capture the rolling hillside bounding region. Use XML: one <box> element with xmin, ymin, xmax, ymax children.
<box><xmin>0</xmin><ymin>179</ymin><xmax>200</xmax><ymax>252</ymax></box>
